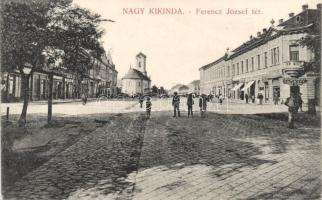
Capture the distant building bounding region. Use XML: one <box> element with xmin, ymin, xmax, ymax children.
<box><xmin>189</xmin><ymin>80</ymin><xmax>200</xmax><ymax>95</ymax></box>
<box><xmin>199</xmin><ymin>4</ymin><xmax>321</xmax><ymax>105</ymax></box>
<box><xmin>91</xmin><ymin>51</ymin><xmax>118</xmax><ymax>97</ymax></box>
<box><xmin>169</xmin><ymin>84</ymin><xmax>189</xmax><ymax>95</ymax></box>
<box><xmin>122</xmin><ymin>52</ymin><xmax>151</xmax><ymax>95</ymax></box>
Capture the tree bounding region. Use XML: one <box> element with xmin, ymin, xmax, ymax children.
<box><xmin>160</xmin><ymin>86</ymin><xmax>165</xmax><ymax>94</ymax></box>
<box><xmin>1</xmin><ymin>0</ymin><xmax>104</xmax><ymax>125</ymax></box>
<box><xmin>298</xmin><ymin>17</ymin><xmax>320</xmax><ymax>115</ymax></box>
<box><xmin>151</xmin><ymin>85</ymin><xmax>158</xmax><ymax>94</ymax></box>
<box><xmin>54</xmin><ymin>6</ymin><xmax>105</xmax><ymax>97</ymax></box>
<box><xmin>1</xmin><ymin>1</ymin><xmax>53</xmax><ymax>125</ymax></box>
<box><xmin>299</xmin><ymin>13</ymin><xmax>321</xmax><ymax>72</ymax></box>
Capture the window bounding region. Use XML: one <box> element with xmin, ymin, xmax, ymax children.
<box><xmin>276</xmin><ymin>47</ymin><xmax>279</xmax><ymax>64</ymax></box>
<box><xmin>289</xmin><ymin>45</ymin><xmax>299</xmax><ymax>61</ymax></box>
<box><xmin>271</xmin><ymin>47</ymin><xmax>279</xmax><ymax>65</ymax></box>
<box><xmin>246</xmin><ymin>59</ymin><xmax>248</xmax><ymax>72</ymax></box>
<box><xmin>257</xmin><ymin>55</ymin><xmax>261</xmax><ymax>69</ymax></box>
<box><xmin>138</xmin><ymin>82</ymin><xmax>140</xmax><ymax>86</ymax></box>
<box><xmin>227</xmin><ymin>66</ymin><xmax>230</xmax><ymax>76</ymax></box>
<box><xmin>251</xmin><ymin>57</ymin><xmax>254</xmax><ymax>71</ymax></box>
<box><xmin>264</xmin><ymin>52</ymin><xmax>268</xmax><ymax>68</ymax></box>
<box><xmin>241</xmin><ymin>61</ymin><xmax>244</xmax><ymax>73</ymax></box>
<box><xmin>232</xmin><ymin>64</ymin><xmax>235</xmax><ymax>75</ymax></box>
<box><xmin>271</xmin><ymin>49</ymin><xmax>274</xmax><ymax>65</ymax></box>
<box><xmin>237</xmin><ymin>63</ymin><xmax>239</xmax><ymax>75</ymax></box>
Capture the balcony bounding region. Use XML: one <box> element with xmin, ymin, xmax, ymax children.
<box><xmin>283</xmin><ymin>61</ymin><xmax>305</xmax><ymax>78</ymax></box>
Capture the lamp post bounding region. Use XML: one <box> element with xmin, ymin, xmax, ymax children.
<box><xmin>47</xmin><ymin>61</ymin><xmax>55</xmax><ymax>124</ymax></box>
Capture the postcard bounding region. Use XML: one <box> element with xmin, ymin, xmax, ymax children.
<box><xmin>1</xmin><ymin>0</ymin><xmax>321</xmax><ymax>199</ymax></box>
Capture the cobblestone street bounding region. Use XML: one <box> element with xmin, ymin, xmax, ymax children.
<box><xmin>3</xmin><ymin>109</ymin><xmax>321</xmax><ymax>200</ymax></box>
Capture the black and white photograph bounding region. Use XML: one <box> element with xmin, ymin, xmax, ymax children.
<box><xmin>0</xmin><ymin>0</ymin><xmax>321</xmax><ymax>199</ymax></box>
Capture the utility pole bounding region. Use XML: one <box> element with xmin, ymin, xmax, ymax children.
<box><xmin>48</xmin><ymin>73</ymin><xmax>53</xmax><ymax>124</ymax></box>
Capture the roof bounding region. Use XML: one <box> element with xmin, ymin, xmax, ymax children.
<box><xmin>189</xmin><ymin>80</ymin><xmax>200</xmax><ymax>85</ymax></box>
<box><xmin>199</xmin><ymin>7</ymin><xmax>320</xmax><ymax>69</ymax></box>
<box><xmin>122</xmin><ymin>68</ymin><xmax>150</xmax><ymax>81</ymax></box>
<box><xmin>101</xmin><ymin>51</ymin><xmax>114</xmax><ymax>66</ymax></box>
<box><xmin>171</xmin><ymin>84</ymin><xmax>185</xmax><ymax>90</ymax></box>
<box><xmin>136</xmin><ymin>52</ymin><xmax>146</xmax><ymax>58</ymax></box>
<box><xmin>199</xmin><ymin>56</ymin><xmax>225</xmax><ymax>71</ymax></box>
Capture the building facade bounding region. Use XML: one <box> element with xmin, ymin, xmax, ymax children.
<box><xmin>189</xmin><ymin>80</ymin><xmax>200</xmax><ymax>95</ymax></box>
<box><xmin>122</xmin><ymin>53</ymin><xmax>151</xmax><ymax>95</ymax></box>
<box><xmin>1</xmin><ymin>49</ymin><xmax>118</xmax><ymax>102</ymax></box>
<box><xmin>200</xmin><ymin>4</ymin><xmax>321</xmax><ymax>105</ymax></box>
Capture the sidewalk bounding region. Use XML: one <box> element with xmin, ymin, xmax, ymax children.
<box><xmin>2</xmin><ymin>98</ymin><xmax>98</xmax><ymax>105</ymax></box>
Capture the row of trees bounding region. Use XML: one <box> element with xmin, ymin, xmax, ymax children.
<box><xmin>1</xmin><ymin>0</ymin><xmax>107</xmax><ymax>125</ymax></box>
<box><xmin>151</xmin><ymin>85</ymin><xmax>166</xmax><ymax>95</ymax></box>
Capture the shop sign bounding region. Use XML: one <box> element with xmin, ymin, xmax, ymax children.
<box><xmin>283</xmin><ymin>77</ymin><xmax>307</xmax><ymax>86</ymax></box>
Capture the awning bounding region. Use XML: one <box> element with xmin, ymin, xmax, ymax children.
<box><xmin>231</xmin><ymin>83</ymin><xmax>244</xmax><ymax>91</ymax></box>
<box><xmin>241</xmin><ymin>81</ymin><xmax>255</xmax><ymax>91</ymax></box>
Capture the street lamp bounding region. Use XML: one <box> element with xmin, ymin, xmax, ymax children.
<box><xmin>47</xmin><ymin>60</ymin><xmax>55</xmax><ymax>124</ymax></box>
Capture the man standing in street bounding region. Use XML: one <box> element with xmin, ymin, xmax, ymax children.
<box><xmin>285</xmin><ymin>92</ymin><xmax>300</xmax><ymax>129</ymax></box>
<box><xmin>172</xmin><ymin>92</ymin><xmax>180</xmax><ymax>117</ymax></box>
<box><xmin>245</xmin><ymin>93</ymin><xmax>249</xmax><ymax>104</ymax></box>
<box><xmin>187</xmin><ymin>92</ymin><xmax>194</xmax><ymax>118</ymax></box>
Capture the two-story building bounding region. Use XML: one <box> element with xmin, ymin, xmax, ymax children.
<box><xmin>1</xmin><ymin>49</ymin><xmax>118</xmax><ymax>102</ymax></box>
<box><xmin>200</xmin><ymin>4</ymin><xmax>321</xmax><ymax>105</ymax></box>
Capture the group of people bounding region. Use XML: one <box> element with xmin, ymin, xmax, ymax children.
<box><xmin>139</xmin><ymin>92</ymin><xmax>210</xmax><ymax>118</ymax></box>
<box><xmin>139</xmin><ymin>91</ymin><xmax>303</xmax><ymax>128</ymax></box>
<box><xmin>172</xmin><ymin>92</ymin><xmax>209</xmax><ymax>118</ymax></box>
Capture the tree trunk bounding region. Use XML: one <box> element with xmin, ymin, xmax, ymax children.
<box><xmin>48</xmin><ymin>73</ymin><xmax>53</xmax><ymax>124</ymax></box>
<box><xmin>18</xmin><ymin>74</ymin><xmax>30</xmax><ymax>126</ymax></box>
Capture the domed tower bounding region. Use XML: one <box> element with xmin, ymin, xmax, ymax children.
<box><xmin>135</xmin><ymin>52</ymin><xmax>147</xmax><ymax>76</ymax></box>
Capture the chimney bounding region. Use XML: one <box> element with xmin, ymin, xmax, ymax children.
<box><xmin>317</xmin><ymin>3</ymin><xmax>322</xmax><ymax>10</ymax></box>
<box><xmin>278</xmin><ymin>19</ymin><xmax>284</xmax><ymax>24</ymax></box>
<box><xmin>302</xmin><ymin>4</ymin><xmax>308</xmax><ymax>11</ymax></box>
<box><xmin>249</xmin><ymin>35</ymin><xmax>253</xmax><ymax>40</ymax></box>
<box><xmin>257</xmin><ymin>32</ymin><xmax>261</xmax><ymax>37</ymax></box>
<box><xmin>289</xmin><ymin>13</ymin><xmax>294</xmax><ymax>17</ymax></box>
<box><xmin>262</xmin><ymin>28</ymin><xmax>267</xmax><ymax>33</ymax></box>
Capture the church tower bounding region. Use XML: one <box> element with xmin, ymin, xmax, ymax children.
<box><xmin>135</xmin><ymin>52</ymin><xmax>147</xmax><ymax>76</ymax></box>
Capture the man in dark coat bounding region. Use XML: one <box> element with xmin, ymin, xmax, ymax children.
<box><xmin>187</xmin><ymin>93</ymin><xmax>194</xmax><ymax>117</ymax></box>
<box><xmin>172</xmin><ymin>92</ymin><xmax>180</xmax><ymax>117</ymax></box>
<box><xmin>245</xmin><ymin>93</ymin><xmax>249</xmax><ymax>104</ymax></box>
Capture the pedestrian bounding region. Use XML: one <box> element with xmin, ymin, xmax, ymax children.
<box><xmin>81</xmin><ymin>92</ymin><xmax>87</xmax><ymax>105</ymax></box>
<box><xmin>240</xmin><ymin>93</ymin><xmax>243</xmax><ymax>100</ymax></box>
<box><xmin>257</xmin><ymin>93</ymin><xmax>264</xmax><ymax>105</ymax></box>
<box><xmin>298</xmin><ymin>93</ymin><xmax>303</xmax><ymax>112</ymax></box>
<box><xmin>219</xmin><ymin>94</ymin><xmax>223</xmax><ymax>104</ymax></box>
<box><xmin>251</xmin><ymin>95</ymin><xmax>255</xmax><ymax>103</ymax></box>
<box><xmin>146</xmin><ymin>97</ymin><xmax>152</xmax><ymax>118</ymax></box>
<box><xmin>187</xmin><ymin>92</ymin><xmax>194</xmax><ymax>118</ymax></box>
<box><xmin>139</xmin><ymin>95</ymin><xmax>144</xmax><ymax>108</ymax></box>
<box><xmin>245</xmin><ymin>93</ymin><xmax>249</xmax><ymax>104</ymax></box>
<box><xmin>172</xmin><ymin>92</ymin><xmax>180</xmax><ymax>117</ymax></box>
<box><xmin>273</xmin><ymin>92</ymin><xmax>279</xmax><ymax>105</ymax></box>
<box><xmin>285</xmin><ymin>92</ymin><xmax>300</xmax><ymax>129</ymax></box>
<box><xmin>199</xmin><ymin>94</ymin><xmax>207</xmax><ymax>118</ymax></box>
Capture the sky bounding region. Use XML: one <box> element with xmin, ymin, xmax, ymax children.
<box><xmin>73</xmin><ymin>0</ymin><xmax>320</xmax><ymax>89</ymax></box>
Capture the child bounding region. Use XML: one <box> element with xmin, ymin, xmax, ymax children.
<box><xmin>146</xmin><ymin>97</ymin><xmax>152</xmax><ymax>118</ymax></box>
